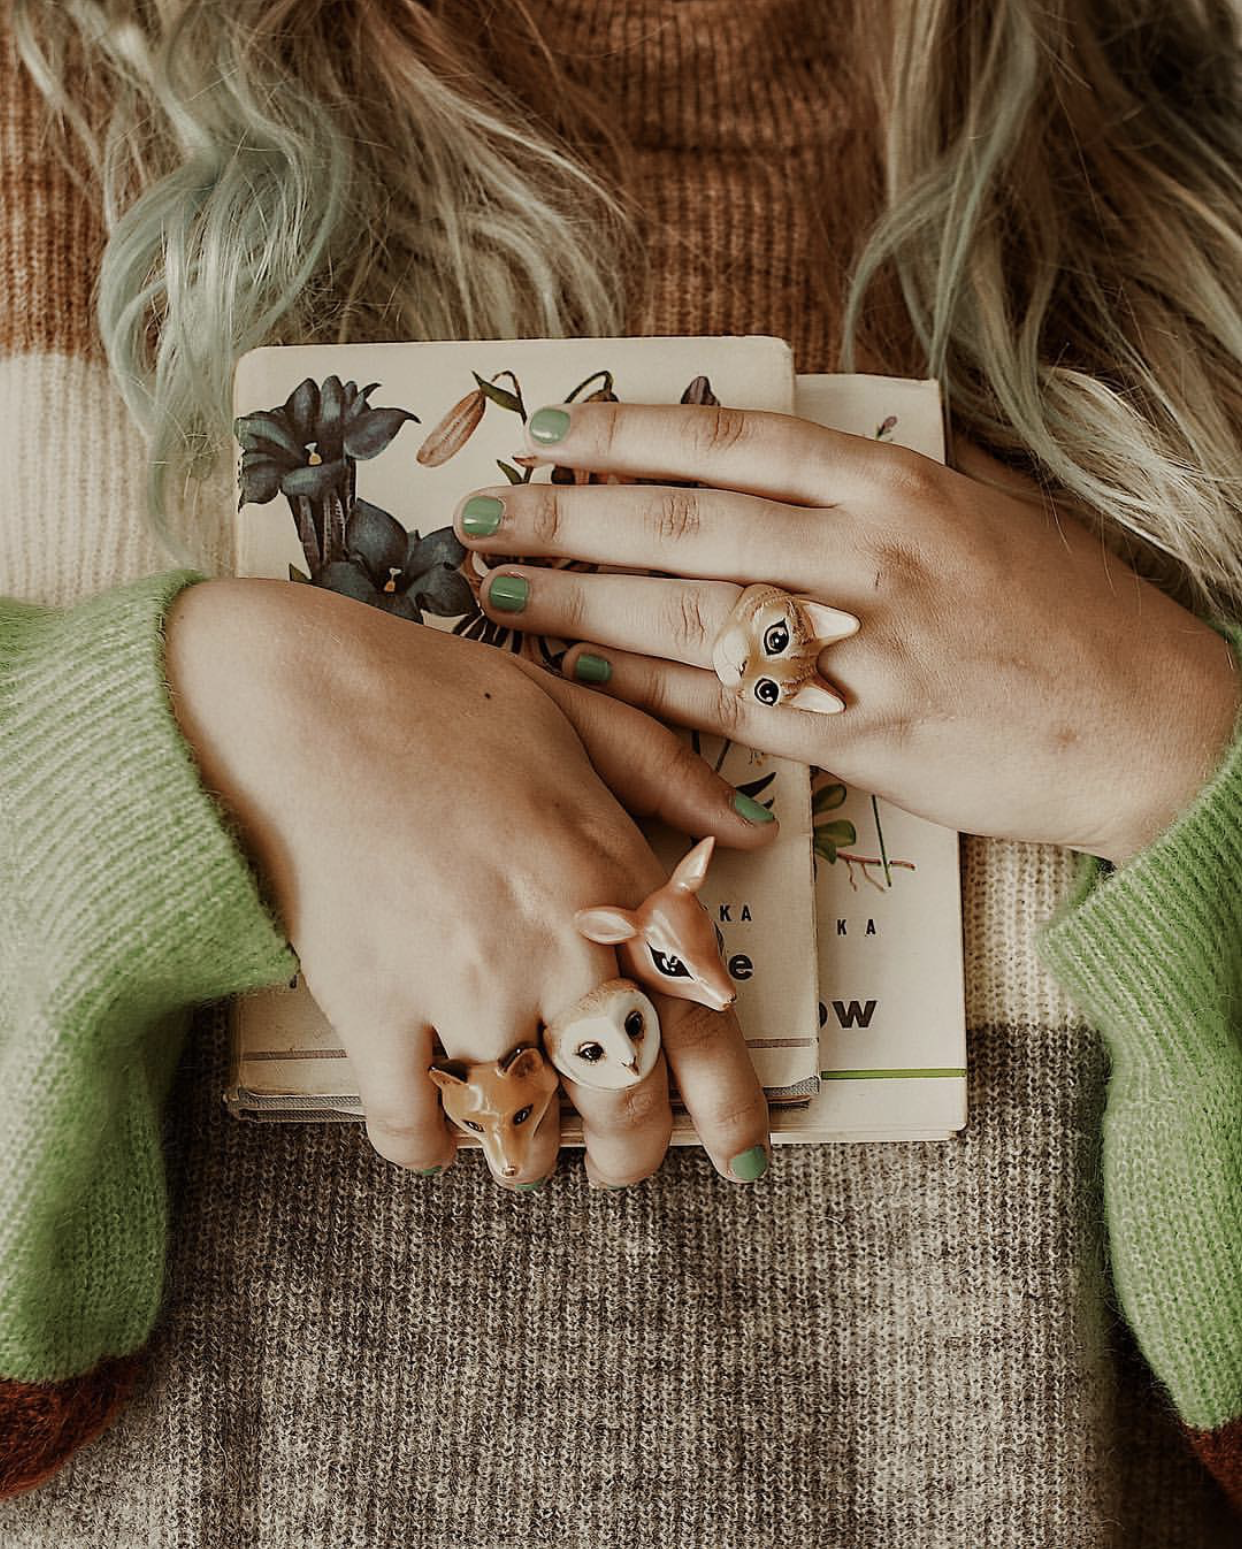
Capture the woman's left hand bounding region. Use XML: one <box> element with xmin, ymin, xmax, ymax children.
<box><xmin>453</xmin><ymin>402</ymin><xmax>1241</xmax><ymax>866</ymax></box>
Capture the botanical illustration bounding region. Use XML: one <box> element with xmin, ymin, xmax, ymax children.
<box><xmin>812</xmin><ymin>771</ymin><xmax>915</xmax><ymax>893</ymax></box>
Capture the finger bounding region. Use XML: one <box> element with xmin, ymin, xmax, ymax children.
<box><xmin>558</xmin><ymin>643</ymin><xmax>847</xmax><ymax>767</ymax></box>
<box><xmin>560</xmin><ymin>1050</ymin><xmax>675</xmax><ymax>1189</ymax></box>
<box><xmin>515</xmin><ymin>661</ymin><xmax>780</xmax><ymax>847</ymax></box>
<box><xmin>658</xmin><ymin>998</ymin><xmax>771</xmax><ymax>1184</ymax></box>
<box><xmin>454</xmin><ymin>480</ymin><xmax>840</xmax><ymax>590</ymax></box>
<box><xmin>482</xmin><ymin>567</ymin><xmax>741</xmax><ymax>670</ymax></box>
<box><xmin>520</xmin><ymin>402</ymin><xmax>887</xmax><ymax>506</ymax></box>
<box><xmin>346</xmin><ymin>1021</ymin><xmax>459</xmax><ymax>1176</ymax></box>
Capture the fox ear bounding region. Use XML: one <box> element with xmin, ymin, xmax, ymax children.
<box><xmin>575</xmin><ymin>906</ymin><xmax>639</xmax><ymax>944</ymax></box>
<box><xmin>429</xmin><ymin>1063</ymin><xmax>467</xmax><ymax>1091</ymax></box>
<box><xmin>503</xmin><ymin>1046</ymin><xmax>543</xmax><ymax>1082</ymax></box>
<box><xmin>672</xmin><ymin>835</ymin><xmax>715</xmax><ymax>894</ymax></box>
<box><xmin>790</xmin><ymin>680</ymin><xmax>846</xmax><ymax>715</ymax></box>
<box><xmin>801</xmin><ymin>600</ymin><xmax>860</xmax><ymax>645</ymax></box>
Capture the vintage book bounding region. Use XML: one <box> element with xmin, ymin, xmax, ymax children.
<box><xmin>225</xmin><ymin>337</ymin><xmax>966</xmax><ymax>1145</ymax></box>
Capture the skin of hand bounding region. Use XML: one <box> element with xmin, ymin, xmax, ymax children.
<box><xmin>453</xmin><ymin>403</ymin><xmax>1242</xmax><ymax>867</ymax></box>
<box><xmin>163</xmin><ymin>577</ymin><xmax>778</xmax><ymax>1190</ymax></box>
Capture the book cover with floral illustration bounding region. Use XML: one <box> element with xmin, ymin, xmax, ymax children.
<box><xmin>225</xmin><ymin>338</ymin><xmax>965</xmax><ymax>1145</ymax></box>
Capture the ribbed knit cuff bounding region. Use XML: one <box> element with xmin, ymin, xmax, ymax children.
<box><xmin>0</xmin><ymin>569</ymin><xmax>297</xmax><ymax>1034</ymax></box>
<box><xmin>1035</xmin><ymin>618</ymin><xmax>1242</xmax><ymax>1066</ymax></box>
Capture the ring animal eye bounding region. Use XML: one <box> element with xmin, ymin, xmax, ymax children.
<box><xmin>624</xmin><ymin>1010</ymin><xmax>645</xmax><ymax>1040</ymax></box>
<box><xmin>465</xmin><ymin>1120</ymin><xmax>484</xmax><ymax>1133</ymax></box>
<box><xmin>650</xmin><ymin>947</ymin><xmax>690</xmax><ymax>978</ymax></box>
<box><xmin>512</xmin><ymin>1105</ymin><xmax>532</xmax><ymax>1125</ymax></box>
<box><xmin>763</xmin><ymin>621</ymin><xmax>790</xmax><ymax>655</ymax></box>
<box><xmin>578</xmin><ymin>1042</ymin><xmax>605</xmax><ymax>1062</ymax></box>
<box><xmin>754</xmin><ymin>678</ymin><xmax>780</xmax><ymax>706</ymax></box>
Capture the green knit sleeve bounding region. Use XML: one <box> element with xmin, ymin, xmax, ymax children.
<box><xmin>1035</xmin><ymin>619</ymin><xmax>1242</xmax><ymax>1487</ymax></box>
<box><xmin>0</xmin><ymin>570</ymin><xmax>297</xmax><ymax>1395</ymax></box>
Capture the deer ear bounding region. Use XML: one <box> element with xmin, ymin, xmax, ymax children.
<box><xmin>790</xmin><ymin>680</ymin><xmax>846</xmax><ymax>715</ymax></box>
<box><xmin>575</xmin><ymin>906</ymin><xmax>639</xmax><ymax>944</ymax></box>
<box><xmin>504</xmin><ymin>1046</ymin><xmax>543</xmax><ymax>1082</ymax></box>
<box><xmin>672</xmin><ymin>835</ymin><xmax>715</xmax><ymax>894</ymax></box>
<box><xmin>428</xmin><ymin>1063</ymin><xmax>467</xmax><ymax>1092</ymax></box>
<box><xmin>801</xmin><ymin>600</ymin><xmax>860</xmax><ymax>644</ymax></box>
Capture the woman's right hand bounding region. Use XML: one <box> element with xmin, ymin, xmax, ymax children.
<box><xmin>163</xmin><ymin>577</ymin><xmax>777</xmax><ymax>1189</ymax></box>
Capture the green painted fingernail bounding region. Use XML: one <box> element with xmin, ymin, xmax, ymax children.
<box><xmin>530</xmin><ymin>407</ymin><xmax>571</xmax><ymax>445</ymax></box>
<box><xmin>517</xmin><ymin>1178</ymin><xmax>547</xmax><ymax>1191</ymax></box>
<box><xmin>461</xmin><ymin>495</ymin><xmax>503</xmax><ymax>536</ymax></box>
<box><xmin>733</xmin><ymin>791</ymin><xmax>776</xmax><ymax>825</ymax></box>
<box><xmin>729</xmin><ymin>1145</ymin><xmax>769</xmax><ymax>1181</ymax></box>
<box><xmin>489</xmin><ymin>574</ymin><xmax>529</xmax><ymax>613</ymax></box>
<box><xmin>417</xmin><ymin>1166</ymin><xmax>442</xmax><ymax>1176</ymax></box>
<box><xmin>574</xmin><ymin>653</ymin><xmax>612</xmax><ymax>684</ymax></box>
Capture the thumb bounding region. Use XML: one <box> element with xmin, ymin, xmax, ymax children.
<box><xmin>516</xmin><ymin>662</ymin><xmax>780</xmax><ymax>851</ymax></box>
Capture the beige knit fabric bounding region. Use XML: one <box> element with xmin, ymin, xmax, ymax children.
<box><xmin>0</xmin><ymin>3</ymin><xmax>1235</xmax><ymax>1544</ymax></box>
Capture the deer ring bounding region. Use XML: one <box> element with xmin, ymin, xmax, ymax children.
<box><xmin>710</xmin><ymin>583</ymin><xmax>859</xmax><ymax>715</ymax></box>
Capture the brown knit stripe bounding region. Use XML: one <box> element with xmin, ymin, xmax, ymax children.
<box><xmin>1184</xmin><ymin>1417</ymin><xmax>1242</xmax><ymax>1517</ymax></box>
<box><xmin>1</xmin><ymin>26</ymin><xmax>106</xmax><ymax>362</ymax></box>
<box><xmin>0</xmin><ymin>1353</ymin><xmax>144</xmax><ymax>1500</ymax></box>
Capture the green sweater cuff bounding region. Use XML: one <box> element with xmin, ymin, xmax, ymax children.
<box><xmin>0</xmin><ymin>570</ymin><xmax>296</xmax><ymax>1382</ymax></box>
<box><xmin>0</xmin><ymin>569</ymin><xmax>297</xmax><ymax>1032</ymax></box>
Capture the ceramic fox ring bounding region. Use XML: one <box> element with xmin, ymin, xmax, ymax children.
<box><xmin>711</xmin><ymin>583</ymin><xmax>860</xmax><ymax>715</ymax></box>
<box><xmin>542</xmin><ymin>979</ymin><xmax>661</xmax><ymax>1091</ymax></box>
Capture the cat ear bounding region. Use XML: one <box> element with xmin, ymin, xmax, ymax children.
<box><xmin>790</xmin><ymin>680</ymin><xmax>846</xmax><ymax>715</ymax></box>
<box><xmin>428</xmin><ymin>1063</ymin><xmax>467</xmax><ymax>1091</ymax></box>
<box><xmin>575</xmin><ymin>906</ymin><xmax>640</xmax><ymax>944</ymax></box>
<box><xmin>671</xmin><ymin>835</ymin><xmax>715</xmax><ymax>894</ymax></box>
<box><xmin>800</xmin><ymin>600</ymin><xmax>860</xmax><ymax>645</ymax></box>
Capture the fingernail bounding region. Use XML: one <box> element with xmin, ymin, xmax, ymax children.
<box><xmin>461</xmin><ymin>495</ymin><xmax>503</xmax><ymax>537</ymax></box>
<box><xmin>417</xmin><ymin>1166</ymin><xmax>442</xmax><ymax>1176</ymax></box>
<box><xmin>529</xmin><ymin>406</ymin><xmax>571</xmax><ymax>445</ymax></box>
<box><xmin>574</xmin><ymin>653</ymin><xmax>612</xmax><ymax>684</ymax></box>
<box><xmin>733</xmin><ymin>791</ymin><xmax>776</xmax><ymax>825</ymax></box>
<box><xmin>489</xmin><ymin>574</ymin><xmax>529</xmax><ymax>613</ymax></box>
<box><xmin>729</xmin><ymin>1145</ymin><xmax>769</xmax><ymax>1181</ymax></box>
<box><xmin>516</xmin><ymin>1178</ymin><xmax>547</xmax><ymax>1191</ymax></box>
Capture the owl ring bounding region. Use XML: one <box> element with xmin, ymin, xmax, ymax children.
<box><xmin>710</xmin><ymin>583</ymin><xmax>860</xmax><ymax>715</ymax></box>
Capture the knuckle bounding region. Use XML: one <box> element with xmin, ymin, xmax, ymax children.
<box><xmin>704</xmin><ymin>1088</ymin><xmax>769</xmax><ymax>1137</ymax></box>
<box><xmin>619</xmin><ymin>1079</ymin><xmax>668</xmax><ymax>1130</ymax></box>
<box><xmin>665</xmin><ymin>586</ymin><xmax>712</xmax><ymax>653</ymax></box>
<box><xmin>647</xmin><ymin>488</ymin><xmax>702</xmax><ymax>546</ymax></box>
<box><xmin>709</xmin><ymin>676</ymin><xmax>748</xmax><ymax>738</ymax></box>
<box><xmin>364</xmin><ymin>1110</ymin><xmax>443</xmax><ymax>1172</ymax></box>
<box><xmin>873</xmin><ymin>446</ymin><xmax>942</xmax><ymax>505</ymax></box>
<box><xmin>690</xmin><ymin>405</ymin><xmax>751</xmax><ymax>459</ymax></box>
<box><xmin>529</xmin><ymin>486</ymin><xmax>564</xmax><ymax>548</ymax></box>
<box><xmin>667</xmin><ymin>1002</ymin><xmax>729</xmax><ymax>1057</ymax></box>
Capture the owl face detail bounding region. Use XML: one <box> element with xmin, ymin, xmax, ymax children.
<box><xmin>542</xmin><ymin>980</ymin><xmax>661</xmax><ymax>1091</ymax></box>
<box><xmin>711</xmin><ymin>584</ymin><xmax>858</xmax><ymax>714</ymax></box>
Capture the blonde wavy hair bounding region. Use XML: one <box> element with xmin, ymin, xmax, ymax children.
<box><xmin>12</xmin><ymin>0</ymin><xmax>1242</xmax><ymax>619</ymax></box>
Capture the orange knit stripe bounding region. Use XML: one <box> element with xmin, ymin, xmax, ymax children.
<box><xmin>0</xmin><ymin>1353</ymin><xmax>144</xmax><ymax>1500</ymax></box>
<box><xmin>1185</xmin><ymin>1417</ymin><xmax>1242</xmax><ymax>1518</ymax></box>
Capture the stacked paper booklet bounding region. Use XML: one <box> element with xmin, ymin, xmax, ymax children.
<box><xmin>224</xmin><ymin>336</ymin><xmax>966</xmax><ymax>1144</ymax></box>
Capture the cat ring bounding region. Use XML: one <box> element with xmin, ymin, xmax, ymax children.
<box><xmin>710</xmin><ymin>583</ymin><xmax>859</xmax><ymax>715</ymax></box>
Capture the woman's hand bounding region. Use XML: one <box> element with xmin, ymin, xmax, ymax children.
<box><xmin>454</xmin><ymin>403</ymin><xmax>1242</xmax><ymax>866</ymax></box>
<box><xmin>163</xmin><ymin>577</ymin><xmax>777</xmax><ymax>1189</ymax></box>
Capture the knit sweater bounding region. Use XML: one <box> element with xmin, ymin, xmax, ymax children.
<box><xmin>1</xmin><ymin>3</ymin><xmax>1240</xmax><ymax>1544</ymax></box>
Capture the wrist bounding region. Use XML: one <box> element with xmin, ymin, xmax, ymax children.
<box><xmin>1101</xmin><ymin>620</ymin><xmax>1242</xmax><ymax>867</ymax></box>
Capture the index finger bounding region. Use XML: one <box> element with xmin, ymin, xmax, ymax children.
<box><xmin>521</xmin><ymin>402</ymin><xmax>881</xmax><ymax>507</ymax></box>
